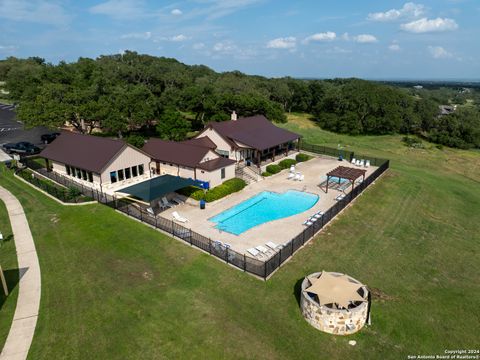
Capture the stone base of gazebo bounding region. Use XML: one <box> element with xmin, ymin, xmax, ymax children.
<box><xmin>300</xmin><ymin>272</ymin><xmax>369</xmax><ymax>335</ymax></box>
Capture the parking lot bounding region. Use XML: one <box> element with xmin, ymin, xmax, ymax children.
<box><xmin>0</xmin><ymin>103</ymin><xmax>51</xmax><ymax>160</ymax></box>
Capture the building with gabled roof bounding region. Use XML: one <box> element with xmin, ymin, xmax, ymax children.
<box><xmin>195</xmin><ymin>112</ymin><xmax>301</xmax><ymax>167</ymax></box>
<box><xmin>40</xmin><ymin>131</ymin><xmax>152</xmax><ymax>191</ymax></box>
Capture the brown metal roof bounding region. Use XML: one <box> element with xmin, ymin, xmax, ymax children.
<box><xmin>40</xmin><ymin>131</ymin><xmax>127</xmax><ymax>173</ymax></box>
<box><xmin>207</xmin><ymin>115</ymin><xmax>300</xmax><ymax>151</ymax></box>
<box><xmin>327</xmin><ymin>166</ymin><xmax>367</xmax><ymax>181</ymax></box>
<box><xmin>181</xmin><ymin>136</ymin><xmax>217</xmax><ymax>150</ymax></box>
<box><xmin>197</xmin><ymin>157</ymin><xmax>236</xmax><ymax>171</ymax></box>
<box><xmin>143</xmin><ymin>138</ymin><xmax>212</xmax><ymax>168</ymax></box>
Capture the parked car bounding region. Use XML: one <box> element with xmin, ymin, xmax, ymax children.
<box><xmin>40</xmin><ymin>132</ymin><xmax>60</xmax><ymax>144</ymax></box>
<box><xmin>2</xmin><ymin>141</ymin><xmax>40</xmax><ymax>155</ymax></box>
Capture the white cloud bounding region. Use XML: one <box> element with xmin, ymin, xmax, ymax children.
<box><xmin>90</xmin><ymin>0</ymin><xmax>146</xmax><ymax>20</ymax></box>
<box><xmin>389</xmin><ymin>43</ymin><xmax>401</xmax><ymax>51</ymax></box>
<box><xmin>213</xmin><ymin>41</ymin><xmax>237</xmax><ymax>53</ymax></box>
<box><xmin>193</xmin><ymin>42</ymin><xmax>205</xmax><ymax>50</ymax></box>
<box><xmin>325</xmin><ymin>46</ymin><xmax>352</xmax><ymax>54</ymax></box>
<box><xmin>368</xmin><ymin>2</ymin><xmax>425</xmax><ymax>22</ymax></box>
<box><xmin>428</xmin><ymin>46</ymin><xmax>453</xmax><ymax>59</ymax></box>
<box><xmin>267</xmin><ymin>37</ymin><xmax>296</xmax><ymax>49</ymax></box>
<box><xmin>120</xmin><ymin>31</ymin><xmax>151</xmax><ymax>40</ymax></box>
<box><xmin>171</xmin><ymin>34</ymin><xmax>188</xmax><ymax>42</ymax></box>
<box><xmin>303</xmin><ymin>32</ymin><xmax>337</xmax><ymax>44</ymax></box>
<box><xmin>171</xmin><ymin>8</ymin><xmax>182</xmax><ymax>16</ymax></box>
<box><xmin>401</xmin><ymin>17</ymin><xmax>458</xmax><ymax>33</ymax></box>
<box><xmin>353</xmin><ymin>34</ymin><xmax>378</xmax><ymax>43</ymax></box>
<box><xmin>0</xmin><ymin>0</ymin><xmax>71</xmax><ymax>26</ymax></box>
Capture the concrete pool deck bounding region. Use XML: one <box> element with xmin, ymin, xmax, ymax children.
<box><xmin>160</xmin><ymin>155</ymin><xmax>378</xmax><ymax>257</ymax></box>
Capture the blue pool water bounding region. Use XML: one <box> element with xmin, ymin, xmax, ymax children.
<box><xmin>327</xmin><ymin>176</ymin><xmax>349</xmax><ymax>184</ymax></box>
<box><xmin>209</xmin><ymin>190</ymin><xmax>319</xmax><ymax>235</ymax></box>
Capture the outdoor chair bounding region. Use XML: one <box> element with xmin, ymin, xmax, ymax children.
<box><xmin>313</xmin><ymin>211</ymin><xmax>324</xmax><ymax>219</ymax></box>
<box><xmin>290</xmin><ymin>165</ymin><xmax>296</xmax><ymax>173</ymax></box>
<box><xmin>294</xmin><ymin>172</ymin><xmax>301</xmax><ymax>181</ymax></box>
<box><xmin>355</xmin><ymin>159</ymin><xmax>362</xmax><ymax>166</ymax></box>
<box><xmin>335</xmin><ymin>194</ymin><xmax>346</xmax><ymax>201</ymax></box>
<box><xmin>171</xmin><ymin>195</ymin><xmax>185</xmax><ymax>205</ymax></box>
<box><xmin>256</xmin><ymin>245</ymin><xmax>270</xmax><ymax>257</ymax></box>
<box><xmin>365</xmin><ymin>160</ymin><xmax>370</xmax><ymax>168</ymax></box>
<box><xmin>161</xmin><ymin>197</ymin><xmax>174</xmax><ymax>208</ymax></box>
<box><xmin>246</xmin><ymin>248</ymin><xmax>260</xmax><ymax>257</ymax></box>
<box><xmin>146</xmin><ymin>207</ymin><xmax>155</xmax><ymax>217</ymax></box>
<box><xmin>351</xmin><ymin>158</ymin><xmax>356</xmax><ymax>165</ymax></box>
<box><xmin>303</xmin><ymin>220</ymin><xmax>313</xmax><ymax>226</ymax></box>
<box><xmin>266</xmin><ymin>241</ymin><xmax>280</xmax><ymax>251</ymax></box>
<box><xmin>172</xmin><ymin>211</ymin><xmax>188</xmax><ymax>223</ymax></box>
<box><xmin>360</xmin><ymin>160</ymin><xmax>365</xmax><ymax>167</ymax></box>
<box><xmin>299</xmin><ymin>174</ymin><xmax>305</xmax><ymax>181</ymax></box>
<box><xmin>287</xmin><ymin>172</ymin><xmax>295</xmax><ymax>180</ymax></box>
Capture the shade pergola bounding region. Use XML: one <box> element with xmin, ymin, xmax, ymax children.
<box><xmin>305</xmin><ymin>271</ymin><xmax>367</xmax><ymax>309</ymax></box>
<box><xmin>325</xmin><ymin>166</ymin><xmax>367</xmax><ymax>193</ymax></box>
<box><xmin>115</xmin><ymin>175</ymin><xmax>197</xmax><ymax>204</ymax></box>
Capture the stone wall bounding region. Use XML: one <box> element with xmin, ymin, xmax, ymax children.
<box><xmin>300</xmin><ymin>272</ymin><xmax>369</xmax><ymax>336</ymax></box>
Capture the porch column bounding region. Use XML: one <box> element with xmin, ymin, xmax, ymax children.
<box><xmin>326</xmin><ymin>175</ymin><xmax>329</xmax><ymax>193</ymax></box>
<box><xmin>297</xmin><ymin>138</ymin><xmax>301</xmax><ymax>151</ymax></box>
<box><xmin>256</xmin><ymin>150</ymin><xmax>261</xmax><ymax>168</ymax></box>
<box><xmin>272</xmin><ymin>148</ymin><xmax>275</xmax><ymax>162</ymax></box>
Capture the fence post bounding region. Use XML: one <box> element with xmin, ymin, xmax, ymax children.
<box><xmin>208</xmin><ymin>239</ymin><xmax>212</xmax><ymax>254</ymax></box>
<box><xmin>171</xmin><ymin>220</ymin><xmax>175</xmax><ymax>235</ymax></box>
<box><xmin>264</xmin><ymin>261</ymin><xmax>267</xmax><ymax>280</ymax></box>
<box><xmin>155</xmin><ymin>217</ymin><xmax>158</xmax><ymax>229</ymax></box>
<box><xmin>225</xmin><ymin>248</ymin><xmax>229</xmax><ymax>264</ymax></box>
<box><xmin>243</xmin><ymin>254</ymin><xmax>246</xmax><ymax>271</ymax></box>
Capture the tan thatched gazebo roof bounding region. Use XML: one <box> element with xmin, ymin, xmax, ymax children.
<box><xmin>305</xmin><ymin>271</ymin><xmax>366</xmax><ymax>309</ymax></box>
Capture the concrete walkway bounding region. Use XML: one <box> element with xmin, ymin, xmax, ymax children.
<box><xmin>0</xmin><ymin>186</ymin><xmax>41</xmax><ymax>360</ymax></box>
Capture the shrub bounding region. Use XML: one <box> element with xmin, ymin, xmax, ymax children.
<box><xmin>67</xmin><ymin>186</ymin><xmax>82</xmax><ymax>200</ymax></box>
<box><xmin>402</xmin><ymin>136</ymin><xmax>424</xmax><ymax>149</ymax></box>
<box><xmin>262</xmin><ymin>171</ymin><xmax>272</xmax><ymax>177</ymax></box>
<box><xmin>296</xmin><ymin>153</ymin><xmax>311</xmax><ymax>162</ymax></box>
<box><xmin>204</xmin><ymin>178</ymin><xmax>247</xmax><ymax>202</ymax></box>
<box><xmin>266</xmin><ymin>164</ymin><xmax>282</xmax><ymax>174</ymax></box>
<box><xmin>278</xmin><ymin>159</ymin><xmax>297</xmax><ymax>169</ymax></box>
<box><xmin>177</xmin><ymin>178</ymin><xmax>247</xmax><ymax>203</ymax></box>
<box><xmin>176</xmin><ymin>186</ymin><xmax>204</xmax><ymax>200</ymax></box>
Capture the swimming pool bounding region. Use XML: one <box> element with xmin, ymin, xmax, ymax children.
<box><xmin>209</xmin><ymin>190</ymin><xmax>319</xmax><ymax>235</ymax></box>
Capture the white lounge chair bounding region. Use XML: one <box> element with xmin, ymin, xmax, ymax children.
<box><xmin>303</xmin><ymin>220</ymin><xmax>313</xmax><ymax>226</ymax></box>
<box><xmin>351</xmin><ymin>158</ymin><xmax>356</xmax><ymax>165</ymax></box>
<box><xmin>172</xmin><ymin>211</ymin><xmax>188</xmax><ymax>223</ymax></box>
<box><xmin>335</xmin><ymin>194</ymin><xmax>346</xmax><ymax>201</ymax></box>
<box><xmin>171</xmin><ymin>195</ymin><xmax>184</xmax><ymax>205</ymax></box>
<box><xmin>299</xmin><ymin>174</ymin><xmax>304</xmax><ymax>181</ymax></box>
<box><xmin>290</xmin><ymin>165</ymin><xmax>296</xmax><ymax>173</ymax></box>
<box><xmin>360</xmin><ymin>160</ymin><xmax>365</xmax><ymax>167</ymax></box>
<box><xmin>356</xmin><ymin>159</ymin><xmax>362</xmax><ymax>166</ymax></box>
<box><xmin>365</xmin><ymin>160</ymin><xmax>370</xmax><ymax>168</ymax></box>
<box><xmin>146</xmin><ymin>207</ymin><xmax>155</xmax><ymax>216</ymax></box>
<box><xmin>246</xmin><ymin>248</ymin><xmax>260</xmax><ymax>257</ymax></box>
<box><xmin>266</xmin><ymin>241</ymin><xmax>280</xmax><ymax>251</ymax></box>
<box><xmin>287</xmin><ymin>172</ymin><xmax>295</xmax><ymax>180</ymax></box>
<box><xmin>161</xmin><ymin>197</ymin><xmax>174</xmax><ymax>208</ymax></box>
<box><xmin>294</xmin><ymin>172</ymin><xmax>301</xmax><ymax>181</ymax></box>
<box><xmin>313</xmin><ymin>211</ymin><xmax>324</xmax><ymax>219</ymax></box>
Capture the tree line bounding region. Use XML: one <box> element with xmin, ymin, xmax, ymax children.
<box><xmin>0</xmin><ymin>52</ymin><xmax>478</xmax><ymax>149</ymax></box>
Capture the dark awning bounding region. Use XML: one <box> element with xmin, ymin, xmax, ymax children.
<box><xmin>115</xmin><ymin>175</ymin><xmax>197</xmax><ymax>202</ymax></box>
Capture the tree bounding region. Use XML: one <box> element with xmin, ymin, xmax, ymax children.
<box><xmin>156</xmin><ymin>109</ymin><xmax>191</xmax><ymax>141</ymax></box>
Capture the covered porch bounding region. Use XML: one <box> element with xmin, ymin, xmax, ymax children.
<box><xmin>240</xmin><ymin>139</ymin><xmax>301</xmax><ymax>167</ymax></box>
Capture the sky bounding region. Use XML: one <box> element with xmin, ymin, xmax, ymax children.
<box><xmin>0</xmin><ymin>0</ymin><xmax>479</xmax><ymax>80</ymax></box>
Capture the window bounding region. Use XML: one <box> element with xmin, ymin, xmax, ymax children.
<box><xmin>132</xmin><ymin>166</ymin><xmax>138</xmax><ymax>177</ymax></box>
<box><xmin>88</xmin><ymin>172</ymin><xmax>93</xmax><ymax>182</ymax></box>
<box><xmin>138</xmin><ymin>164</ymin><xmax>144</xmax><ymax>175</ymax></box>
<box><xmin>81</xmin><ymin>170</ymin><xmax>87</xmax><ymax>180</ymax></box>
<box><xmin>110</xmin><ymin>171</ymin><xmax>117</xmax><ymax>183</ymax></box>
<box><xmin>221</xmin><ymin>168</ymin><xmax>226</xmax><ymax>179</ymax></box>
<box><xmin>65</xmin><ymin>165</ymin><xmax>71</xmax><ymax>176</ymax></box>
<box><xmin>217</xmin><ymin>149</ymin><xmax>229</xmax><ymax>158</ymax></box>
<box><xmin>125</xmin><ymin>168</ymin><xmax>131</xmax><ymax>179</ymax></box>
<box><xmin>118</xmin><ymin>169</ymin><xmax>124</xmax><ymax>181</ymax></box>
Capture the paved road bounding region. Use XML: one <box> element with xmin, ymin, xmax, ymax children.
<box><xmin>0</xmin><ymin>185</ymin><xmax>41</xmax><ymax>360</ymax></box>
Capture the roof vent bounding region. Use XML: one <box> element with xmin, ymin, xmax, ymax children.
<box><xmin>231</xmin><ymin>111</ymin><xmax>237</xmax><ymax>121</ymax></box>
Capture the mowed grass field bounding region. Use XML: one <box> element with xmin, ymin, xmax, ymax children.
<box><xmin>0</xmin><ymin>114</ymin><xmax>479</xmax><ymax>359</ymax></box>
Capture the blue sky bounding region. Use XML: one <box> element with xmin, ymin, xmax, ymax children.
<box><xmin>0</xmin><ymin>0</ymin><xmax>479</xmax><ymax>79</ymax></box>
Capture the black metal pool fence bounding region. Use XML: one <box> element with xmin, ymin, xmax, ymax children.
<box><xmin>22</xmin><ymin>145</ymin><xmax>389</xmax><ymax>280</ymax></box>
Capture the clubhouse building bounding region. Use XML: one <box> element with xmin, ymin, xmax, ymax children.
<box><xmin>40</xmin><ymin>113</ymin><xmax>301</xmax><ymax>195</ymax></box>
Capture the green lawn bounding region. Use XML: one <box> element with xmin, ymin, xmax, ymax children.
<box><xmin>0</xmin><ymin>185</ymin><xmax>18</xmax><ymax>351</ymax></box>
<box><xmin>0</xmin><ymin>114</ymin><xmax>479</xmax><ymax>359</ymax></box>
